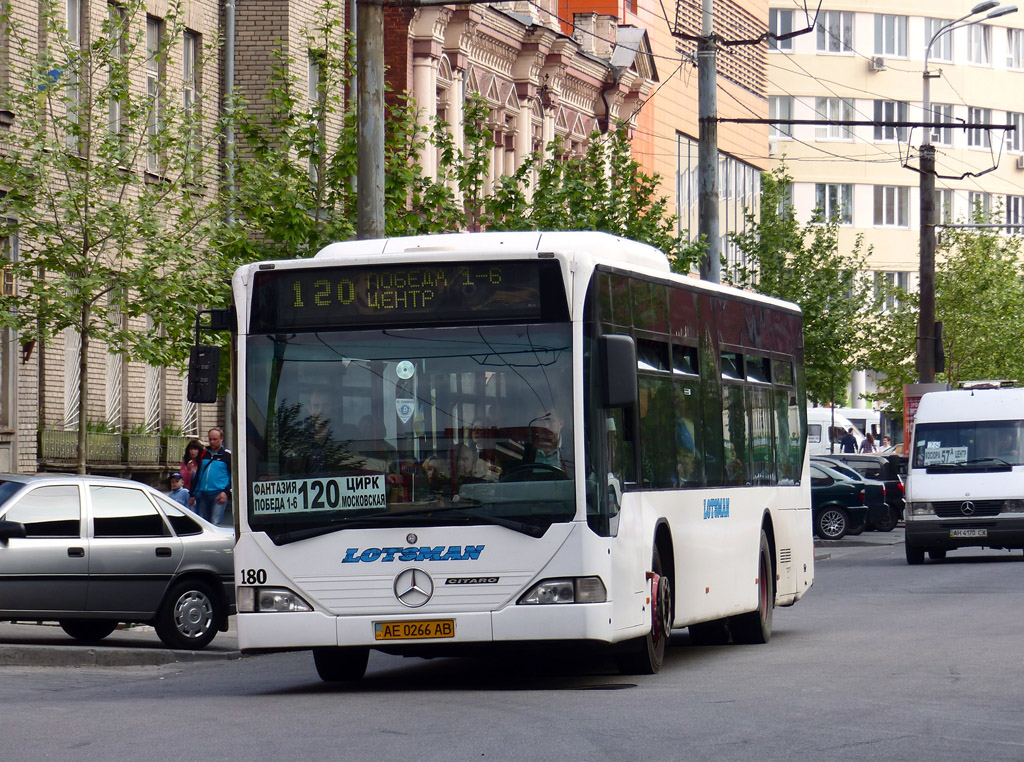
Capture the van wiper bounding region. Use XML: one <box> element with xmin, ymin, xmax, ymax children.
<box><xmin>927</xmin><ymin>457</ymin><xmax>1013</xmax><ymax>472</ymax></box>
<box><xmin>268</xmin><ymin>502</ymin><xmax>547</xmax><ymax>545</ymax></box>
<box><xmin>962</xmin><ymin>457</ymin><xmax>1013</xmax><ymax>468</ymax></box>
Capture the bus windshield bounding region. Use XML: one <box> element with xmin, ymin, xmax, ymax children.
<box><xmin>245</xmin><ymin>323</ymin><xmax>575</xmax><ymax>541</ymax></box>
<box><xmin>913</xmin><ymin>420</ymin><xmax>1024</xmax><ymax>469</ymax></box>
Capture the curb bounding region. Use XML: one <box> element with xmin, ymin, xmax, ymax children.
<box><xmin>0</xmin><ymin>643</ymin><xmax>243</xmax><ymax>668</ymax></box>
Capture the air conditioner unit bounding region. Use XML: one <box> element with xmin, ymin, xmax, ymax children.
<box><xmin>1016</xmin><ymin>155</ymin><xmax>1024</xmax><ymax>170</ymax></box>
<box><xmin>768</xmin><ymin>137</ymin><xmax>779</xmax><ymax>156</ymax></box>
<box><xmin>869</xmin><ymin>56</ymin><xmax>887</xmax><ymax>72</ymax></box>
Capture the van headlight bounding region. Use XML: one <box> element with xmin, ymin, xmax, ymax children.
<box><xmin>1003</xmin><ymin>500</ymin><xmax>1024</xmax><ymax>513</ymax></box>
<box><xmin>238</xmin><ymin>586</ymin><xmax>313</xmax><ymax>613</ymax></box>
<box><xmin>518</xmin><ymin>577</ymin><xmax>607</xmax><ymax>604</ymax></box>
<box><xmin>908</xmin><ymin>501</ymin><xmax>935</xmax><ymax>516</ymax></box>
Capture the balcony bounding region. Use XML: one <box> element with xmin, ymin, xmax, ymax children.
<box><xmin>38</xmin><ymin>430</ymin><xmax>195</xmax><ymax>478</ymax></box>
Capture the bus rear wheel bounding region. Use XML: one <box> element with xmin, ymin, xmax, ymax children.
<box><xmin>616</xmin><ymin>546</ymin><xmax>671</xmax><ymax>675</ymax></box>
<box><xmin>729</xmin><ymin>531</ymin><xmax>774</xmax><ymax>645</ymax></box>
<box><xmin>313</xmin><ymin>647</ymin><xmax>369</xmax><ymax>682</ymax></box>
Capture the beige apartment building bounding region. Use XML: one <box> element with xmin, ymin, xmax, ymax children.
<box><xmin>768</xmin><ymin>0</ymin><xmax>1024</xmax><ymax>403</ymax></box>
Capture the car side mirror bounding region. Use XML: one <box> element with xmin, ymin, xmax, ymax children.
<box><xmin>0</xmin><ymin>520</ymin><xmax>27</xmax><ymax>541</ymax></box>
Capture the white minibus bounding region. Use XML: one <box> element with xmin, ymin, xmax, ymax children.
<box><xmin>904</xmin><ymin>388</ymin><xmax>1024</xmax><ymax>564</ymax></box>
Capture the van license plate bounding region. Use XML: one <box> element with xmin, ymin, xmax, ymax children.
<box><xmin>950</xmin><ymin>528</ymin><xmax>987</xmax><ymax>538</ymax></box>
<box><xmin>374</xmin><ymin>620</ymin><xmax>455</xmax><ymax>641</ymax></box>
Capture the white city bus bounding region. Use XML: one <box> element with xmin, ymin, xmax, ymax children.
<box><xmin>205</xmin><ymin>231</ymin><xmax>814</xmax><ymax>680</ymax></box>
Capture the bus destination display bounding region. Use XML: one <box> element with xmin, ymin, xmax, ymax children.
<box><xmin>251</xmin><ymin>262</ymin><xmax>544</xmax><ymax>332</ymax></box>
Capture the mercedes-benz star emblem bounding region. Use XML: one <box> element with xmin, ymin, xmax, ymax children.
<box><xmin>394</xmin><ymin>568</ymin><xmax>433</xmax><ymax>608</ymax></box>
<box><xmin>960</xmin><ymin>501</ymin><xmax>976</xmax><ymax>516</ymax></box>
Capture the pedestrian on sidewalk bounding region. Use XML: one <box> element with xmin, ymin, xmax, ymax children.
<box><xmin>190</xmin><ymin>428</ymin><xmax>232</xmax><ymax>525</ymax></box>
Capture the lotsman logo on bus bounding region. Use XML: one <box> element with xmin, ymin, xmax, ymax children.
<box><xmin>342</xmin><ymin>545</ymin><xmax>485</xmax><ymax>563</ymax></box>
<box><xmin>702</xmin><ymin>497</ymin><xmax>730</xmax><ymax>520</ymax></box>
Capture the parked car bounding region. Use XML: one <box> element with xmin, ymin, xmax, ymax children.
<box><xmin>823</xmin><ymin>452</ymin><xmax>906</xmax><ymax>523</ymax></box>
<box><xmin>0</xmin><ymin>474</ymin><xmax>234</xmax><ymax>649</ymax></box>
<box><xmin>810</xmin><ymin>462</ymin><xmax>870</xmax><ymax>540</ymax></box>
<box><xmin>812</xmin><ymin>455</ymin><xmax>896</xmax><ymax>532</ymax></box>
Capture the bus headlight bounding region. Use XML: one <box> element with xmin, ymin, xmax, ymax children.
<box><xmin>518</xmin><ymin>577</ymin><xmax>607</xmax><ymax>605</ymax></box>
<box><xmin>238</xmin><ymin>586</ymin><xmax>313</xmax><ymax>613</ymax></box>
<box><xmin>908</xmin><ymin>502</ymin><xmax>935</xmax><ymax>516</ymax></box>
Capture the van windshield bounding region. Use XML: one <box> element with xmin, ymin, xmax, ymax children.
<box><xmin>913</xmin><ymin>421</ymin><xmax>1024</xmax><ymax>469</ymax></box>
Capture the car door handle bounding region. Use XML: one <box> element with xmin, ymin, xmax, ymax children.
<box><xmin>155</xmin><ymin>547</ymin><xmax>173</xmax><ymax>557</ymax></box>
<box><xmin>68</xmin><ymin>547</ymin><xmax>85</xmax><ymax>557</ymax></box>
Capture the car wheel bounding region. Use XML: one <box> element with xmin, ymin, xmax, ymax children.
<box><xmin>155</xmin><ymin>579</ymin><xmax>221</xmax><ymax>650</ymax></box>
<box><xmin>616</xmin><ymin>545</ymin><xmax>672</xmax><ymax>674</ymax></box>
<box><xmin>729</xmin><ymin>531</ymin><xmax>774</xmax><ymax>645</ymax></box>
<box><xmin>905</xmin><ymin>542</ymin><xmax>925</xmax><ymax>565</ymax></box>
<box><xmin>313</xmin><ymin>647</ymin><xmax>369</xmax><ymax>682</ymax></box>
<box><xmin>816</xmin><ymin>507</ymin><xmax>848</xmax><ymax>540</ymax></box>
<box><xmin>928</xmin><ymin>549</ymin><xmax>947</xmax><ymax>560</ymax></box>
<box><xmin>872</xmin><ymin>506</ymin><xmax>898</xmax><ymax>533</ymax></box>
<box><xmin>59</xmin><ymin>619</ymin><xmax>118</xmax><ymax>642</ymax></box>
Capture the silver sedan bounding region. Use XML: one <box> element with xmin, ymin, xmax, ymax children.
<box><xmin>0</xmin><ymin>474</ymin><xmax>234</xmax><ymax>649</ymax></box>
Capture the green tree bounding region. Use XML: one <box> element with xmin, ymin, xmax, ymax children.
<box><xmin>0</xmin><ymin>0</ymin><xmax>223</xmax><ymax>471</ymax></box>
<box><xmin>727</xmin><ymin>169</ymin><xmax>874</xmax><ymax>405</ymax></box>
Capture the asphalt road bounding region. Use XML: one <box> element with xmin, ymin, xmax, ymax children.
<box><xmin>3</xmin><ymin>528</ymin><xmax>1024</xmax><ymax>762</ymax></box>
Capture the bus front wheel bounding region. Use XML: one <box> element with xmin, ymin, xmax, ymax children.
<box><xmin>313</xmin><ymin>647</ymin><xmax>369</xmax><ymax>682</ymax></box>
<box><xmin>616</xmin><ymin>545</ymin><xmax>672</xmax><ymax>675</ymax></box>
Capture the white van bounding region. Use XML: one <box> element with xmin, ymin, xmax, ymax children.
<box><xmin>806</xmin><ymin>407</ymin><xmax>864</xmax><ymax>455</ymax></box>
<box><xmin>904</xmin><ymin>388</ymin><xmax>1024</xmax><ymax>564</ymax></box>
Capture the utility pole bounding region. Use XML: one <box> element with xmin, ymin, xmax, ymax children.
<box><xmin>917</xmin><ymin>143</ymin><xmax>936</xmax><ymax>384</ymax></box>
<box><xmin>356</xmin><ymin>0</ymin><xmax>385</xmax><ymax>239</ymax></box>
<box><xmin>697</xmin><ymin>0</ymin><xmax>720</xmax><ymax>283</ymax></box>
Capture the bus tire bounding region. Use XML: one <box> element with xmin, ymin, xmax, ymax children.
<box><xmin>905</xmin><ymin>542</ymin><xmax>925</xmax><ymax>565</ymax></box>
<box><xmin>730</xmin><ymin>531</ymin><xmax>774</xmax><ymax>645</ymax></box>
<box><xmin>314</xmin><ymin>647</ymin><xmax>369</xmax><ymax>682</ymax></box>
<box><xmin>616</xmin><ymin>545</ymin><xmax>671</xmax><ymax>675</ymax></box>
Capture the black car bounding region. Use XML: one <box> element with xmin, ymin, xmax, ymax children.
<box><xmin>822</xmin><ymin>453</ymin><xmax>906</xmax><ymax>523</ymax></box>
<box><xmin>810</xmin><ymin>462</ymin><xmax>870</xmax><ymax>540</ymax></box>
<box><xmin>812</xmin><ymin>456</ymin><xmax>895</xmax><ymax>532</ymax></box>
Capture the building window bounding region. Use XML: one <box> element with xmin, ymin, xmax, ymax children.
<box><xmin>1009</xmin><ymin>28</ymin><xmax>1024</xmax><ymax>69</ymax></box>
<box><xmin>107</xmin><ymin>4</ymin><xmax>126</xmax><ymax>135</ymax></box>
<box><xmin>66</xmin><ymin>0</ymin><xmax>80</xmax><ymax>46</ymax></box>
<box><xmin>65</xmin><ymin>0</ymin><xmax>82</xmax><ymax>152</ymax></box>
<box><xmin>769</xmin><ymin>9</ymin><xmax>793</xmax><ymax>51</ymax></box>
<box><xmin>183</xmin><ymin>30</ymin><xmax>199</xmax><ymax>179</ymax></box>
<box><xmin>815</xmin><ymin>183</ymin><xmax>853</xmax><ymax>224</ymax></box>
<box><xmin>968</xmin><ymin>107</ymin><xmax>991</xmax><ymax>148</ymax></box>
<box><xmin>874</xmin><ymin>186</ymin><xmax>910</xmax><ymax>227</ymax></box>
<box><xmin>816</xmin><ymin>11</ymin><xmax>853</xmax><ymax>53</ymax></box>
<box><xmin>875</xmin><ymin>271</ymin><xmax>910</xmax><ymax>311</ymax></box>
<box><xmin>814</xmin><ymin>97</ymin><xmax>854</xmax><ymax>140</ymax></box>
<box><xmin>146</xmin><ymin>17</ymin><xmax>163</xmax><ymax>173</ymax></box>
<box><xmin>769</xmin><ymin>96</ymin><xmax>793</xmax><ymax>139</ymax></box>
<box><xmin>924</xmin><ymin>18</ymin><xmax>953</xmax><ymax>62</ymax></box>
<box><xmin>874</xmin><ymin>15</ymin><xmax>907</xmax><ymax>57</ymax></box>
<box><xmin>968</xmin><ymin>25</ymin><xmax>991</xmax><ymax>65</ymax></box>
<box><xmin>928</xmin><ymin>103</ymin><xmax>954</xmax><ymax>146</ymax></box>
<box><xmin>936</xmin><ymin>188</ymin><xmax>955</xmax><ymax>224</ymax></box>
<box><xmin>1007</xmin><ymin>195</ymin><xmax>1024</xmax><ymax>234</ymax></box>
<box><xmin>969</xmin><ymin>191</ymin><xmax>991</xmax><ymax>219</ymax></box>
<box><xmin>874</xmin><ymin>100</ymin><xmax>908</xmax><ymax>142</ymax></box>
<box><xmin>307</xmin><ymin>50</ymin><xmax>326</xmax><ymax>184</ymax></box>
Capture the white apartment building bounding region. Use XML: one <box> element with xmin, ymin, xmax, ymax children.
<box><xmin>768</xmin><ymin>0</ymin><xmax>1024</xmax><ymax>405</ymax></box>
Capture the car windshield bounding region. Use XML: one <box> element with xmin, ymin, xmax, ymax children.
<box><xmin>245</xmin><ymin>324</ymin><xmax>575</xmax><ymax>542</ymax></box>
<box><xmin>913</xmin><ymin>420</ymin><xmax>1024</xmax><ymax>469</ymax></box>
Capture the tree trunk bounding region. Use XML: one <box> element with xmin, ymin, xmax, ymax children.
<box><xmin>76</xmin><ymin>317</ymin><xmax>90</xmax><ymax>475</ymax></box>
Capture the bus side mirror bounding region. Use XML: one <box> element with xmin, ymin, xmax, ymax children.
<box><xmin>600</xmin><ymin>334</ymin><xmax>637</xmax><ymax>408</ymax></box>
<box><xmin>187</xmin><ymin>345</ymin><xmax>221</xmax><ymax>403</ymax></box>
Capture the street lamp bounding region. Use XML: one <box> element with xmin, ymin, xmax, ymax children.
<box><xmin>918</xmin><ymin>1</ymin><xmax>1018</xmax><ymax>383</ymax></box>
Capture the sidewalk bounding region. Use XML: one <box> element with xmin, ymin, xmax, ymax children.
<box><xmin>815</xmin><ymin>526</ymin><xmax>904</xmax><ymax>560</ymax></box>
<box><xmin>0</xmin><ymin>617</ymin><xmax>241</xmax><ymax>668</ymax></box>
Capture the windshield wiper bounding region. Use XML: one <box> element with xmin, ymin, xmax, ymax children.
<box><xmin>927</xmin><ymin>457</ymin><xmax>1013</xmax><ymax>472</ymax></box>
<box><xmin>267</xmin><ymin>502</ymin><xmax>548</xmax><ymax>545</ymax></box>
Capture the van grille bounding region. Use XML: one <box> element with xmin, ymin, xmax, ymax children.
<box><xmin>933</xmin><ymin>500</ymin><xmax>1003</xmax><ymax>518</ymax></box>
